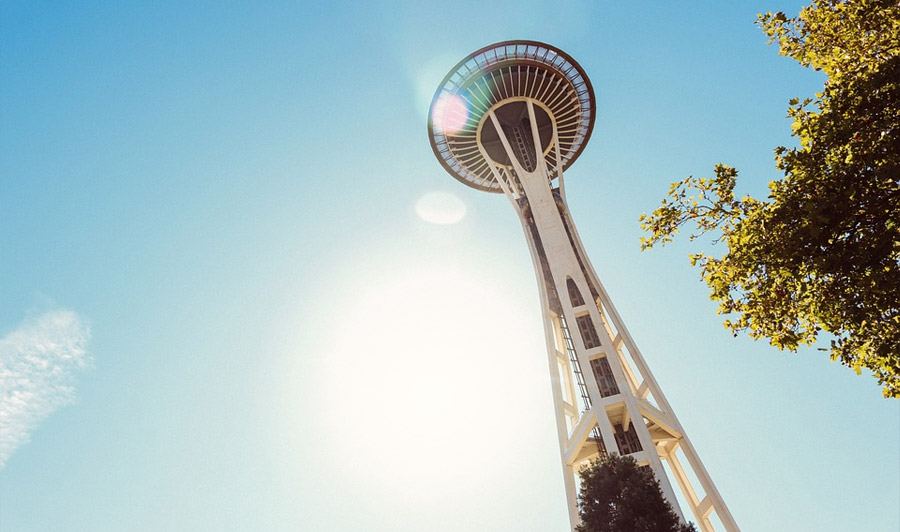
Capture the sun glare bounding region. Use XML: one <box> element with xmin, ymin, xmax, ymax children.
<box><xmin>312</xmin><ymin>267</ymin><xmax>545</xmax><ymax>501</ymax></box>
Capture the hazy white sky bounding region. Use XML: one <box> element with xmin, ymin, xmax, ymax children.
<box><xmin>1</xmin><ymin>2</ymin><xmax>897</xmax><ymax>531</ymax></box>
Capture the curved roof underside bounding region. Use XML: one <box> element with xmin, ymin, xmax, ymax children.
<box><xmin>428</xmin><ymin>40</ymin><xmax>595</xmax><ymax>193</ymax></box>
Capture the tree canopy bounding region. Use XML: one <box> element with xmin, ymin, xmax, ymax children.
<box><xmin>639</xmin><ymin>0</ymin><xmax>900</xmax><ymax>397</ymax></box>
<box><xmin>576</xmin><ymin>454</ymin><xmax>696</xmax><ymax>532</ymax></box>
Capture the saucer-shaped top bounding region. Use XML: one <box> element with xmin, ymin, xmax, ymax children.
<box><xmin>428</xmin><ymin>40</ymin><xmax>595</xmax><ymax>193</ymax></box>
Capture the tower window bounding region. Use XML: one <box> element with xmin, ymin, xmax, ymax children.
<box><xmin>590</xmin><ymin>357</ymin><xmax>620</xmax><ymax>397</ymax></box>
<box><xmin>576</xmin><ymin>314</ymin><xmax>602</xmax><ymax>349</ymax></box>
<box><xmin>614</xmin><ymin>422</ymin><xmax>643</xmax><ymax>455</ymax></box>
<box><xmin>566</xmin><ymin>278</ymin><xmax>585</xmax><ymax>307</ymax></box>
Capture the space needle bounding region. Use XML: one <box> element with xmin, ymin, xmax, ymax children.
<box><xmin>427</xmin><ymin>41</ymin><xmax>740</xmax><ymax>532</ymax></box>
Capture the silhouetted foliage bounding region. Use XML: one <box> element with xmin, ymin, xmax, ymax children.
<box><xmin>640</xmin><ymin>0</ymin><xmax>900</xmax><ymax>397</ymax></box>
<box><xmin>576</xmin><ymin>454</ymin><xmax>696</xmax><ymax>532</ymax></box>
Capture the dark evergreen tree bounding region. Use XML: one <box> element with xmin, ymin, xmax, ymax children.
<box><xmin>576</xmin><ymin>454</ymin><xmax>696</xmax><ymax>532</ymax></box>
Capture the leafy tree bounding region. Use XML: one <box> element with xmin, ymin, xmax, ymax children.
<box><xmin>639</xmin><ymin>0</ymin><xmax>900</xmax><ymax>397</ymax></box>
<box><xmin>576</xmin><ymin>454</ymin><xmax>696</xmax><ymax>532</ymax></box>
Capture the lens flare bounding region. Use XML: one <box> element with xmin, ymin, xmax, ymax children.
<box><xmin>432</xmin><ymin>93</ymin><xmax>469</xmax><ymax>135</ymax></box>
<box><xmin>415</xmin><ymin>191</ymin><xmax>466</xmax><ymax>225</ymax></box>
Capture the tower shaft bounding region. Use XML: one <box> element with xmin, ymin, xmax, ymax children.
<box><xmin>483</xmin><ymin>100</ymin><xmax>740</xmax><ymax>532</ymax></box>
<box><xmin>428</xmin><ymin>41</ymin><xmax>740</xmax><ymax>532</ymax></box>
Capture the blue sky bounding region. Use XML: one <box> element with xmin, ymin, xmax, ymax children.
<box><xmin>1</xmin><ymin>2</ymin><xmax>897</xmax><ymax>531</ymax></box>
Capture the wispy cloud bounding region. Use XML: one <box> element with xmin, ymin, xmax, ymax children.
<box><xmin>0</xmin><ymin>309</ymin><xmax>91</xmax><ymax>468</ymax></box>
